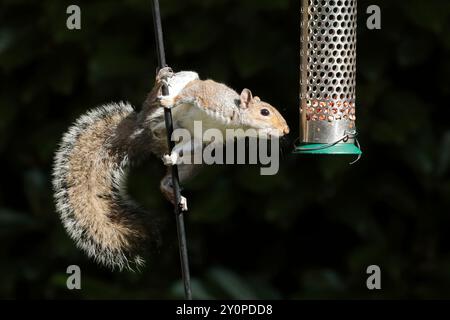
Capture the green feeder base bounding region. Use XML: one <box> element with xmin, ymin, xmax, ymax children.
<box><xmin>293</xmin><ymin>143</ymin><xmax>362</xmax><ymax>155</ymax></box>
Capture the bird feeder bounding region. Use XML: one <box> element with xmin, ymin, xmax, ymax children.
<box><xmin>294</xmin><ymin>0</ymin><xmax>362</xmax><ymax>155</ymax></box>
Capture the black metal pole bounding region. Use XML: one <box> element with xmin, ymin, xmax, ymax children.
<box><xmin>151</xmin><ymin>0</ymin><xmax>192</xmax><ymax>300</ymax></box>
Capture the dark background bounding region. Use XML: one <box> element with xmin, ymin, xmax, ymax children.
<box><xmin>1</xmin><ymin>0</ymin><xmax>450</xmax><ymax>299</ymax></box>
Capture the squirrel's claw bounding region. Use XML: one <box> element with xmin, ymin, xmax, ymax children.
<box><xmin>179</xmin><ymin>196</ymin><xmax>188</xmax><ymax>211</ymax></box>
<box><xmin>162</xmin><ymin>152</ymin><xmax>179</xmax><ymax>166</ymax></box>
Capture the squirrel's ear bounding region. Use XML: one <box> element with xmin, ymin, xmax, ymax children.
<box><xmin>253</xmin><ymin>96</ymin><xmax>261</xmax><ymax>102</ymax></box>
<box><xmin>240</xmin><ymin>89</ymin><xmax>253</xmax><ymax>108</ymax></box>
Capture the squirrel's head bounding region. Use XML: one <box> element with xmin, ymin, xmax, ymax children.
<box><xmin>239</xmin><ymin>89</ymin><xmax>290</xmax><ymax>138</ymax></box>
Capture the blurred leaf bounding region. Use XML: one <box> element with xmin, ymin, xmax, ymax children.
<box><xmin>171</xmin><ymin>278</ymin><xmax>215</xmax><ymax>300</ymax></box>
<box><xmin>207</xmin><ymin>267</ymin><xmax>257</xmax><ymax>299</ymax></box>
<box><xmin>0</xmin><ymin>209</ymin><xmax>41</xmax><ymax>237</ymax></box>
<box><xmin>300</xmin><ymin>269</ymin><xmax>346</xmax><ymax>299</ymax></box>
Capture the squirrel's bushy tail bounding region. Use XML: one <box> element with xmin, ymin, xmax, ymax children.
<box><xmin>53</xmin><ymin>102</ymin><xmax>158</xmax><ymax>271</ymax></box>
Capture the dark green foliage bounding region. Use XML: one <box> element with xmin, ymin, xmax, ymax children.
<box><xmin>0</xmin><ymin>0</ymin><xmax>450</xmax><ymax>299</ymax></box>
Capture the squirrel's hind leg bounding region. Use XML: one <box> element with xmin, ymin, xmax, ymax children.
<box><xmin>160</xmin><ymin>164</ymin><xmax>200</xmax><ymax>211</ymax></box>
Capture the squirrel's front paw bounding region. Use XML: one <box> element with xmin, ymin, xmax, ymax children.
<box><xmin>157</xmin><ymin>67</ymin><xmax>174</xmax><ymax>84</ymax></box>
<box><xmin>162</xmin><ymin>152</ymin><xmax>179</xmax><ymax>166</ymax></box>
<box><xmin>179</xmin><ymin>196</ymin><xmax>188</xmax><ymax>211</ymax></box>
<box><xmin>157</xmin><ymin>95</ymin><xmax>175</xmax><ymax>109</ymax></box>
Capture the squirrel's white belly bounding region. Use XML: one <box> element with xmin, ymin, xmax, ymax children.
<box><xmin>174</xmin><ymin>106</ymin><xmax>237</xmax><ymax>143</ymax></box>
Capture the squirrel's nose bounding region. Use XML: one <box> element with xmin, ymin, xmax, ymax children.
<box><xmin>283</xmin><ymin>126</ymin><xmax>290</xmax><ymax>135</ymax></box>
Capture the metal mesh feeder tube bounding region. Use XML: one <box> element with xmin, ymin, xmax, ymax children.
<box><xmin>295</xmin><ymin>0</ymin><xmax>362</xmax><ymax>155</ymax></box>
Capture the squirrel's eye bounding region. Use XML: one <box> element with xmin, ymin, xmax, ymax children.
<box><xmin>260</xmin><ymin>108</ymin><xmax>270</xmax><ymax>116</ymax></box>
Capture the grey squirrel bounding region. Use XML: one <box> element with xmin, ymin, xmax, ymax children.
<box><xmin>52</xmin><ymin>68</ymin><xmax>290</xmax><ymax>271</ymax></box>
